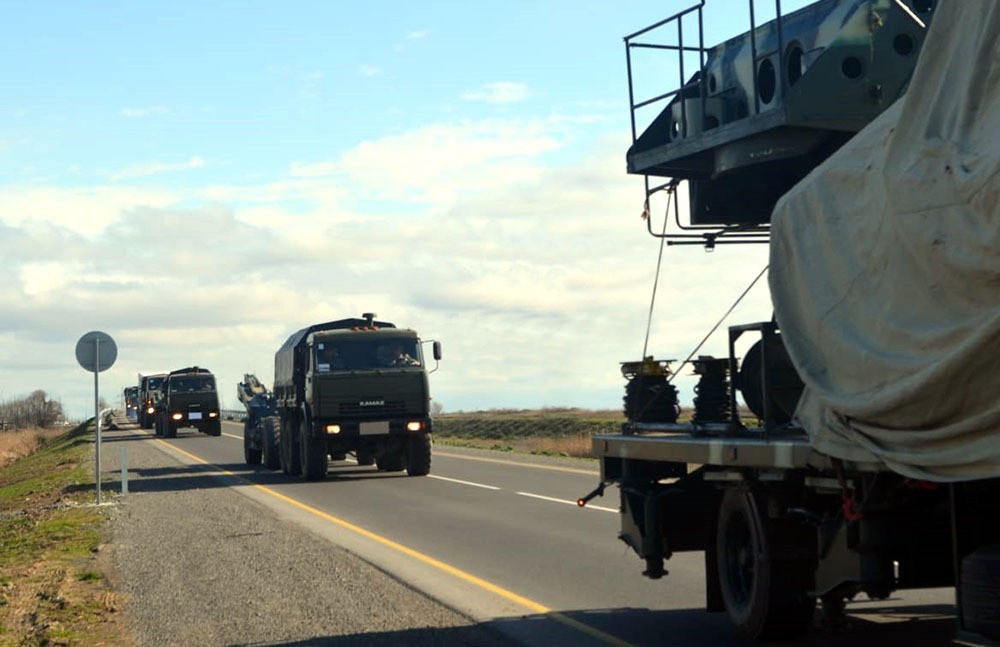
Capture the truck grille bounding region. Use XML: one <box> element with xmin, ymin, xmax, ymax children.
<box><xmin>339</xmin><ymin>400</ymin><xmax>406</xmax><ymax>418</ymax></box>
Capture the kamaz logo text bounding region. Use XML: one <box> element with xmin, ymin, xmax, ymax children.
<box><xmin>359</xmin><ymin>400</ymin><xmax>384</xmax><ymax>407</ymax></box>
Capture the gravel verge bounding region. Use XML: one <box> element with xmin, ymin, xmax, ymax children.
<box><xmin>103</xmin><ymin>427</ymin><xmax>512</xmax><ymax>647</ymax></box>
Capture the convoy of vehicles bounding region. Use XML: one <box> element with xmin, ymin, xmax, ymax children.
<box><xmin>580</xmin><ymin>0</ymin><xmax>999</xmax><ymax>642</ymax></box>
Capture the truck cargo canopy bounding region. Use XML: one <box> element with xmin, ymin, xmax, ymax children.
<box><xmin>769</xmin><ymin>0</ymin><xmax>1000</xmax><ymax>481</ymax></box>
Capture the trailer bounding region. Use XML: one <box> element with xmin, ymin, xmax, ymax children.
<box><xmin>585</xmin><ymin>0</ymin><xmax>1000</xmax><ymax>641</ymax></box>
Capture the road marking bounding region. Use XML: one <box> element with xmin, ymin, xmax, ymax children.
<box><xmin>516</xmin><ymin>491</ymin><xmax>618</xmax><ymax>514</ymax></box>
<box><xmin>434</xmin><ymin>451</ymin><xmax>598</xmax><ymax>476</ymax></box>
<box><xmin>149</xmin><ymin>438</ymin><xmax>632</xmax><ymax>647</ymax></box>
<box><xmin>427</xmin><ymin>474</ymin><xmax>500</xmax><ymax>490</ymax></box>
<box><xmin>221</xmin><ymin>432</ymin><xmax>242</xmax><ymax>440</ymax></box>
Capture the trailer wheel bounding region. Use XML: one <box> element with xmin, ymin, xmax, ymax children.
<box><xmin>716</xmin><ymin>487</ymin><xmax>815</xmax><ymax>639</ymax></box>
<box><xmin>406</xmin><ymin>432</ymin><xmax>431</xmax><ymax>476</ymax></box>
<box><xmin>376</xmin><ymin>451</ymin><xmax>404</xmax><ymax>472</ymax></box>
<box><xmin>243</xmin><ymin>420</ymin><xmax>262</xmax><ymax>465</ymax></box>
<box><xmin>261</xmin><ymin>417</ymin><xmax>280</xmax><ymax>470</ymax></box>
<box><xmin>962</xmin><ymin>545</ymin><xmax>1000</xmax><ymax>640</ymax></box>
<box><xmin>299</xmin><ymin>418</ymin><xmax>328</xmax><ymax>480</ymax></box>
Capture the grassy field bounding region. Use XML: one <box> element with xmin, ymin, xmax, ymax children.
<box><xmin>433</xmin><ymin>408</ymin><xmax>626</xmax><ymax>458</ymax></box>
<box><xmin>0</xmin><ymin>423</ymin><xmax>124</xmax><ymax>645</ymax></box>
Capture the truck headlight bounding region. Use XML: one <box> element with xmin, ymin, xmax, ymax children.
<box><xmin>147</xmin><ymin>407</ymin><xmax>155</xmax><ymax>414</ymax></box>
<box><xmin>208</xmin><ymin>412</ymin><xmax>218</xmax><ymax>418</ymax></box>
<box><xmin>406</xmin><ymin>421</ymin><xmax>423</xmax><ymax>432</ymax></box>
<box><xmin>171</xmin><ymin>413</ymin><xmax>183</xmax><ymax>421</ymax></box>
<box><xmin>326</xmin><ymin>424</ymin><xmax>341</xmax><ymax>434</ymax></box>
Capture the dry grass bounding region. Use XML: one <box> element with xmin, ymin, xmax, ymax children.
<box><xmin>0</xmin><ymin>427</ymin><xmax>65</xmax><ymax>468</ymax></box>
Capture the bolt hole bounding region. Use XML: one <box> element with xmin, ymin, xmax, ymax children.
<box><xmin>893</xmin><ymin>33</ymin><xmax>914</xmax><ymax>56</ymax></box>
<box><xmin>708</xmin><ymin>73</ymin><xmax>717</xmax><ymax>94</ymax></box>
<box><xmin>757</xmin><ymin>58</ymin><xmax>776</xmax><ymax>104</ymax></box>
<box><xmin>786</xmin><ymin>45</ymin><xmax>803</xmax><ymax>86</ymax></box>
<box><xmin>913</xmin><ymin>0</ymin><xmax>934</xmax><ymax>13</ymax></box>
<box><xmin>842</xmin><ymin>57</ymin><xmax>863</xmax><ymax>80</ymax></box>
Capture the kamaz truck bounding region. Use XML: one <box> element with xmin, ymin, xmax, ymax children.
<box><xmin>270</xmin><ymin>313</ymin><xmax>441</xmax><ymax>480</ymax></box>
<box><xmin>154</xmin><ymin>366</ymin><xmax>222</xmax><ymax>438</ymax></box>
<box><xmin>582</xmin><ymin>1</ymin><xmax>1000</xmax><ymax>643</ymax></box>
<box><xmin>137</xmin><ymin>372</ymin><xmax>166</xmax><ymax>429</ymax></box>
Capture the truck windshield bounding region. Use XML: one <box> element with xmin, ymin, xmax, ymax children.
<box><xmin>147</xmin><ymin>378</ymin><xmax>163</xmax><ymax>391</ymax></box>
<box><xmin>315</xmin><ymin>338</ymin><xmax>422</xmax><ymax>372</ymax></box>
<box><xmin>168</xmin><ymin>376</ymin><xmax>216</xmax><ymax>393</ymax></box>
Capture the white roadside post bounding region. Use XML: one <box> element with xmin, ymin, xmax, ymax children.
<box><xmin>75</xmin><ymin>331</ymin><xmax>117</xmax><ymax>505</ymax></box>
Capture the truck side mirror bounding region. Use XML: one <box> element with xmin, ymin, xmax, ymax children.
<box><xmin>433</xmin><ymin>341</ymin><xmax>442</xmax><ymax>361</ymax></box>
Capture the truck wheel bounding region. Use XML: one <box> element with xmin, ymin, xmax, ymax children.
<box><xmin>406</xmin><ymin>432</ymin><xmax>431</xmax><ymax>476</ymax></box>
<box><xmin>280</xmin><ymin>417</ymin><xmax>301</xmax><ymax>476</ymax></box>
<box><xmin>356</xmin><ymin>448</ymin><xmax>375</xmax><ymax>466</ymax></box>
<box><xmin>165</xmin><ymin>419</ymin><xmax>177</xmax><ymax>439</ymax></box>
<box><xmin>262</xmin><ymin>417</ymin><xmax>280</xmax><ymax>470</ymax></box>
<box><xmin>376</xmin><ymin>451</ymin><xmax>405</xmax><ymax>472</ymax></box>
<box><xmin>243</xmin><ymin>420</ymin><xmax>262</xmax><ymax>465</ymax></box>
<box><xmin>962</xmin><ymin>545</ymin><xmax>1000</xmax><ymax>639</ymax></box>
<box><xmin>209</xmin><ymin>419</ymin><xmax>221</xmax><ymax>437</ymax></box>
<box><xmin>299</xmin><ymin>419</ymin><xmax>327</xmax><ymax>481</ymax></box>
<box><xmin>716</xmin><ymin>487</ymin><xmax>815</xmax><ymax>639</ymax></box>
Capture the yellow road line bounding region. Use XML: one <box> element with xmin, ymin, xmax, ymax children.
<box><xmin>151</xmin><ymin>438</ymin><xmax>631</xmax><ymax>647</ymax></box>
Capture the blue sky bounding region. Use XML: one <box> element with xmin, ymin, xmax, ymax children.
<box><xmin>1</xmin><ymin>1</ymin><xmax>813</xmax><ymax>418</ymax></box>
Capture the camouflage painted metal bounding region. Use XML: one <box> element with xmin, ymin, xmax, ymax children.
<box><xmin>626</xmin><ymin>0</ymin><xmax>936</xmax><ymax>227</ymax></box>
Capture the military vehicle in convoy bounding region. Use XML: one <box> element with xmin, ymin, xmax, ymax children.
<box><xmin>137</xmin><ymin>372</ymin><xmax>166</xmax><ymax>429</ymax></box>
<box><xmin>237</xmin><ymin>373</ymin><xmax>280</xmax><ymax>469</ymax></box>
<box><xmin>123</xmin><ymin>386</ymin><xmax>139</xmax><ymax>421</ymax></box>
<box><xmin>263</xmin><ymin>313</ymin><xmax>440</xmax><ymax>480</ymax></box>
<box><xmin>580</xmin><ymin>0</ymin><xmax>1000</xmax><ymax>643</ymax></box>
<box><xmin>154</xmin><ymin>366</ymin><xmax>222</xmax><ymax>438</ymax></box>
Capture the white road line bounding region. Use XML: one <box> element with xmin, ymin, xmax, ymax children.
<box><xmin>434</xmin><ymin>451</ymin><xmax>598</xmax><ymax>476</ymax></box>
<box><xmin>428</xmin><ymin>475</ymin><xmax>501</xmax><ymax>490</ymax></box>
<box><xmin>221</xmin><ymin>432</ymin><xmax>242</xmax><ymax>440</ymax></box>
<box><xmin>516</xmin><ymin>491</ymin><xmax>618</xmax><ymax>513</ymax></box>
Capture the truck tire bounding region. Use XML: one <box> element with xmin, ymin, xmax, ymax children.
<box><xmin>716</xmin><ymin>487</ymin><xmax>815</xmax><ymax>639</ymax></box>
<box><xmin>165</xmin><ymin>419</ymin><xmax>177</xmax><ymax>439</ymax></box>
<box><xmin>376</xmin><ymin>451</ymin><xmax>405</xmax><ymax>472</ymax></box>
<box><xmin>261</xmin><ymin>417</ymin><xmax>280</xmax><ymax>470</ymax></box>
<box><xmin>299</xmin><ymin>419</ymin><xmax>327</xmax><ymax>481</ymax></box>
<box><xmin>356</xmin><ymin>448</ymin><xmax>375</xmax><ymax>466</ymax></box>
<box><xmin>406</xmin><ymin>432</ymin><xmax>431</xmax><ymax>476</ymax></box>
<box><xmin>243</xmin><ymin>420</ymin><xmax>262</xmax><ymax>465</ymax></box>
<box><xmin>280</xmin><ymin>417</ymin><xmax>301</xmax><ymax>476</ymax></box>
<box><xmin>208</xmin><ymin>419</ymin><xmax>221</xmax><ymax>437</ymax></box>
<box><xmin>962</xmin><ymin>545</ymin><xmax>1000</xmax><ymax>640</ymax></box>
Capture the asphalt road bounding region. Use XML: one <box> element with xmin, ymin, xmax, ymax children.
<box><xmin>127</xmin><ymin>420</ymin><xmax>962</xmax><ymax>646</ymax></box>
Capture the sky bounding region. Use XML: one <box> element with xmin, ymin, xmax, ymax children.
<box><xmin>1</xmin><ymin>0</ymin><xmax>814</xmax><ymax>419</ymax></box>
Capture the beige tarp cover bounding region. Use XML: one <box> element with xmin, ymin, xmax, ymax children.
<box><xmin>769</xmin><ymin>0</ymin><xmax>1000</xmax><ymax>481</ymax></box>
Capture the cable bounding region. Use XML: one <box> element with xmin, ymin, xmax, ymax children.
<box><xmin>640</xmin><ymin>181</ymin><xmax>676</xmax><ymax>364</ymax></box>
<box><xmin>667</xmin><ymin>264</ymin><xmax>769</xmax><ymax>384</ymax></box>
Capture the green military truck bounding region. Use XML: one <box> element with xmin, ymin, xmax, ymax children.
<box><xmin>272</xmin><ymin>313</ymin><xmax>440</xmax><ymax>480</ymax></box>
<box><xmin>137</xmin><ymin>372</ymin><xmax>166</xmax><ymax>429</ymax></box>
<box><xmin>154</xmin><ymin>366</ymin><xmax>222</xmax><ymax>438</ymax></box>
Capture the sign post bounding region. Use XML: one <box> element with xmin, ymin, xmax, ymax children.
<box><xmin>75</xmin><ymin>331</ymin><xmax>117</xmax><ymax>504</ymax></box>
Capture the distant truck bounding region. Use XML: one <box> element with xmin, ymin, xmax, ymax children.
<box><xmin>137</xmin><ymin>372</ymin><xmax>167</xmax><ymax>429</ymax></box>
<box><xmin>263</xmin><ymin>313</ymin><xmax>441</xmax><ymax>480</ymax></box>
<box><xmin>154</xmin><ymin>366</ymin><xmax>222</xmax><ymax>438</ymax></box>
<box><xmin>123</xmin><ymin>386</ymin><xmax>139</xmax><ymax>421</ymax></box>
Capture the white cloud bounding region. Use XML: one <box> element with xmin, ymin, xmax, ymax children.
<box><xmin>358</xmin><ymin>64</ymin><xmax>382</xmax><ymax>77</ymax></box>
<box><xmin>461</xmin><ymin>82</ymin><xmax>529</xmax><ymax>104</ymax></box>
<box><xmin>405</xmin><ymin>30</ymin><xmax>429</xmax><ymax>40</ymax></box>
<box><xmin>111</xmin><ymin>156</ymin><xmax>205</xmax><ymax>180</ymax></box>
<box><xmin>119</xmin><ymin>105</ymin><xmax>171</xmax><ymax>118</ymax></box>
<box><xmin>0</xmin><ymin>119</ymin><xmax>773</xmax><ymax>419</ymax></box>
